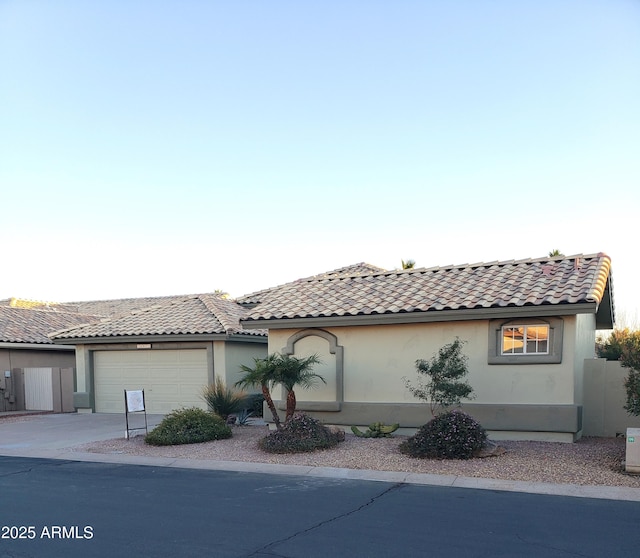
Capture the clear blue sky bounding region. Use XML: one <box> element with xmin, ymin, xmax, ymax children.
<box><xmin>1</xmin><ymin>1</ymin><xmax>638</xmax><ymax>325</ymax></box>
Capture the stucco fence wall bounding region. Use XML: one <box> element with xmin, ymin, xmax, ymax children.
<box><xmin>583</xmin><ymin>359</ymin><xmax>640</xmax><ymax>437</ymax></box>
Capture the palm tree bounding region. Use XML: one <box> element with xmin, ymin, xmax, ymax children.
<box><xmin>274</xmin><ymin>354</ymin><xmax>325</xmax><ymax>422</ymax></box>
<box><xmin>548</xmin><ymin>249</ymin><xmax>564</xmax><ymax>257</ymax></box>
<box><xmin>236</xmin><ymin>354</ymin><xmax>282</xmax><ymax>430</ymax></box>
<box><xmin>235</xmin><ymin>353</ymin><xmax>325</xmax><ymax>428</ymax></box>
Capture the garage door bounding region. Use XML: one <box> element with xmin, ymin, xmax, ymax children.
<box><xmin>94</xmin><ymin>349</ymin><xmax>208</xmax><ymax>414</ymax></box>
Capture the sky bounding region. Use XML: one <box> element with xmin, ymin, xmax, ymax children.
<box><xmin>1</xmin><ymin>1</ymin><xmax>639</xmax><ymax>326</ymax></box>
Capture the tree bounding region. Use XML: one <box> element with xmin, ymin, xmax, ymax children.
<box><xmin>274</xmin><ymin>353</ymin><xmax>325</xmax><ymax>422</ymax></box>
<box><xmin>596</xmin><ymin>328</ymin><xmax>639</xmax><ymax>360</ymax></box>
<box><xmin>403</xmin><ymin>338</ymin><xmax>475</xmax><ymax>416</ymax></box>
<box><xmin>619</xmin><ymin>332</ymin><xmax>640</xmax><ymax>416</ymax></box>
<box><xmin>236</xmin><ymin>354</ymin><xmax>282</xmax><ymax>430</ymax></box>
<box><xmin>401</xmin><ymin>259</ymin><xmax>416</xmax><ymax>269</ymax></box>
<box><xmin>548</xmin><ymin>249</ymin><xmax>564</xmax><ymax>257</ymax></box>
<box><xmin>236</xmin><ymin>353</ymin><xmax>325</xmax><ymax>428</ymax></box>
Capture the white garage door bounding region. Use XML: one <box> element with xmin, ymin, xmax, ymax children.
<box><xmin>94</xmin><ymin>349</ymin><xmax>209</xmax><ymax>414</ymax></box>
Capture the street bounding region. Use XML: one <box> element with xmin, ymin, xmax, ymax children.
<box><xmin>1</xmin><ymin>456</ymin><xmax>639</xmax><ymax>557</ymax></box>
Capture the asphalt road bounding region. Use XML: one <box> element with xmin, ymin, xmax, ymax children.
<box><xmin>1</xmin><ymin>456</ymin><xmax>640</xmax><ymax>558</ymax></box>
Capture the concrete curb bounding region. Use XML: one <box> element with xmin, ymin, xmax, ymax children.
<box><xmin>2</xmin><ymin>448</ymin><xmax>640</xmax><ymax>502</ymax></box>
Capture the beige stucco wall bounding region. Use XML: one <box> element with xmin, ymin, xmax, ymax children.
<box><xmin>572</xmin><ymin>313</ymin><xmax>597</xmax><ymax>405</ymax></box>
<box><xmin>268</xmin><ymin>317</ymin><xmax>582</xmax><ymax>407</ymax></box>
<box><xmin>583</xmin><ymin>359</ymin><xmax>640</xmax><ymax>436</ymax></box>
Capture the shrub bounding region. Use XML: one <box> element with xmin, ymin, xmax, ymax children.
<box><xmin>596</xmin><ymin>328</ymin><xmax>640</xmax><ymax>416</ymax></box>
<box><xmin>259</xmin><ymin>413</ymin><xmax>343</xmax><ymax>454</ymax></box>
<box><xmin>202</xmin><ymin>377</ymin><xmax>247</xmax><ymax>420</ymax></box>
<box><xmin>246</xmin><ymin>393</ymin><xmax>265</xmax><ymax>417</ymax></box>
<box><xmin>404</xmin><ymin>338</ymin><xmax>474</xmax><ymax>416</ymax></box>
<box><xmin>620</xmin><ymin>332</ymin><xmax>640</xmax><ymax>416</ymax></box>
<box><xmin>399</xmin><ymin>410</ymin><xmax>487</xmax><ymax>460</ymax></box>
<box><xmin>145</xmin><ymin>407</ymin><xmax>232</xmax><ymax>446</ymax></box>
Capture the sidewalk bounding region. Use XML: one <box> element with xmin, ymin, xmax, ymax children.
<box><xmin>2</xmin><ymin>413</ymin><xmax>640</xmax><ymax>502</ymax></box>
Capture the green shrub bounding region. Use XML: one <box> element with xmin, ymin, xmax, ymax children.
<box><xmin>201</xmin><ymin>377</ymin><xmax>247</xmax><ymax>420</ymax></box>
<box><xmin>145</xmin><ymin>407</ymin><xmax>232</xmax><ymax>446</ymax></box>
<box><xmin>404</xmin><ymin>338</ymin><xmax>474</xmax><ymax>416</ymax></box>
<box><xmin>259</xmin><ymin>413</ymin><xmax>343</xmax><ymax>454</ymax></box>
<box><xmin>246</xmin><ymin>393</ymin><xmax>265</xmax><ymax>418</ymax></box>
<box><xmin>399</xmin><ymin>410</ymin><xmax>487</xmax><ymax>460</ymax></box>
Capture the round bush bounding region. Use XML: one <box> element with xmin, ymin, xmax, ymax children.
<box><xmin>399</xmin><ymin>410</ymin><xmax>487</xmax><ymax>460</ymax></box>
<box><xmin>145</xmin><ymin>407</ymin><xmax>232</xmax><ymax>446</ymax></box>
<box><xmin>259</xmin><ymin>413</ymin><xmax>343</xmax><ymax>454</ymax></box>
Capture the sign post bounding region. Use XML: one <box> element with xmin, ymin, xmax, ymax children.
<box><xmin>124</xmin><ymin>389</ymin><xmax>148</xmax><ymax>440</ymax></box>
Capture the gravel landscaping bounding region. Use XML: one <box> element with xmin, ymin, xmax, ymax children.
<box><xmin>71</xmin><ymin>424</ymin><xmax>640</xmax><ymax>489</ymax></box>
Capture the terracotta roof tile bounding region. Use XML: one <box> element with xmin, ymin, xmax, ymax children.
<box><xmin>236</xmin><ymin>263</ymin><xmax>387</xmax><ymax>306</ymax></box>
<box><xmin>49</xmin><ymin>295</ymin><xmax>266</xmax><ymax>340</ymax></box>
<box><xmin>242</xmin><ymin>253</ymin><xmax>613</xmax><ymax>323</ymax></box>
<box><xmin>0</xmin><ymin>307</ymin><xmax>102</xmax><ymax>345</ymax></box>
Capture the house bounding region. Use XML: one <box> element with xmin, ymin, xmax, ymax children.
<box><xmin>50</xmin><ymin>294</ymin><xmax>267</xmax><ymax>414</ymax></box>
<box><xmin>0</xmin><ymin>299</ymin><xmax>102</xmax><ymax>412</ymax></box>
<box><xmin>238</xmin><ymin>253</ymin><xmax>615</xmax><ymax>442</ymax></box>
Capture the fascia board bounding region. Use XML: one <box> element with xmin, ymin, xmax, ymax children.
<box><xmin>0</xmin><ymin>342</ymin><xmax>75</xmax><ymax>351</ymax></box>
<box><xmin>50</xmin><ymin>334</ymin><xmax>234</xmax><ymax>345</ymax></box>
<box><xmin>241</xmin><ymin>303</ymin><xmax>598</xmax><ymax>329</ymax></box>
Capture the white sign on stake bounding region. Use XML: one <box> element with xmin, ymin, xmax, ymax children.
<box><xmin>126</xmin><ymin>390</ymin><xmax>145</xmax><ymax>412</ymax></box>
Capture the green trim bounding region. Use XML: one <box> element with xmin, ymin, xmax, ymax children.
<box><xmin>265</xmin><ymin>402</ymin><xmax>583</xmax><ymax>433</ymax></box>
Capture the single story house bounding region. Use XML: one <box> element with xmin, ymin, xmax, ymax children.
<box><xmin>0</xmin><ymin>300</ymin><xmax>102</xmax><ymax>412</ymax></box>
<box><xmin>238</xmin><ymin>253</ymin><xmax>615</xmax><ymax>442</ymax></box>
<box><xmin>50</xmin><ymin>294</ymin><xmax>267</xmax><ymax>414</ymax></box>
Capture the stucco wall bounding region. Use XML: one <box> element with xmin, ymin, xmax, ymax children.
<box><xmin>583</xmin><ymin>359</ymin><xmax>640</xmax><ymax>437</ymax></box>
<box><xmin>222</xmin><ymin>341</ymin><xmax>267</xmax><ymax>389</ymax></box>
<box><xmin>573</xmin><ymin>313</ymin><xmax>597</xmax><ymax>405</ymax></box>
<box><xmin>268</xmin><ymin>318</ymin><xmax>581</xmax><ymax>407</ymax></box>
<box><xmin>0</xmin><ymin>348</ymin><xmax>76</xmax><ymax>372</ymax></box>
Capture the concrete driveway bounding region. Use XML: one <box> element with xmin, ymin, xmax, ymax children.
<box><xmin>0</xmin><ymin>412</ymin><xmax>164</xmax><ymax>453</ymax></box>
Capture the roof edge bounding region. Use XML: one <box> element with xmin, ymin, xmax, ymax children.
<box><xmin>241</xmin><ymin>303</ymin><xmax>598</xmax><ymax>329</ymax></box>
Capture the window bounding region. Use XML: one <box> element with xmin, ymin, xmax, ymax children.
<box><xmin>501</xmin><ymin>325</ymin><xmax>549</xmax><ymax>355</ymax></box>
<box><xmin>488</xmin><ymin>318</ymin><xmax>562</xmax><ymax>364</ymax></box>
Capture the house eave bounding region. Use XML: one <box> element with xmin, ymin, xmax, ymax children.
<box><xmin>51</xmin><ymin>333</ymin><xmax>267</xmax><ymax>345</ymax></box>
<box><xmin>0</xmin><ymin>342</ymin><xmax>75</xmax><ymax>351</ymax></box>
<box><xmin>241</xmin><ymin>303</ymin><xmax>599</xmax><ymax>330</ymax></box>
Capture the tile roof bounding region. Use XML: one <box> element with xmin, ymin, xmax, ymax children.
<box><xmin>241</xmin><ymin>253</ymin><xmax>613</xmax><ymax>324</ymax></box>
<box><xmin>237</xmin><ymin>262</ymin><xmax>387</xmax><ymax>306</ymax></box>
<box><xmin>0</xmin><ymin>307</ymin><xmax>103</xmax><ymax>345</ymax></box>
<box><xmin>49</xmin><ymin>294</ymin><xmax>266</xmax><ymax>341</ymax></box>
<box><xmin>63</xmin><ymin>294</ymin><xmax>216</xmax><ymax>316</ymax></box>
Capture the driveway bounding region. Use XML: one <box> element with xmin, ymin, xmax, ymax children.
<box><xmin>0</xmin><ymin>412</ymin><xmax>164</xmax><ymax>453</ymax></box>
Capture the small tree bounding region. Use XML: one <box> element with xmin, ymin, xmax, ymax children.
<box><xmin>274</xmin><ymin>354</ymin><xmax>324</xmax><ymax>422</ymax></box>
<box><xmin>404</xmin><ymin>338</ymin><xmax>475</xmax><ymax>416</ymax></box>
<box><xmin>236</xmin><ymin>354</ymin><xmax>282</xmax><ymax>430</ymax></box>
<box><xmin>236</xmin><ymin>353</ymin><xmax>325</xmax><ymax>429</ymax></box>
<box><xmin>620</xmin><ymin>332</ymin><xmax>640</xmax><ymax>416</ymax></box>
<box><xmin>596</xmin><ymin>328</ymin><xmax>640</xmax><ymax>361</ymax></box>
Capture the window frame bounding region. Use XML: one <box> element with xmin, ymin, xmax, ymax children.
<box><xmin>501</xmin><ymin>324</ymin><xmax>550</xmax><ymax>356</ymax></box>
<box><xmin>488</xmin><ymin>317</ymin><xmax>563</xmax><ymax>365</ymax></box>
